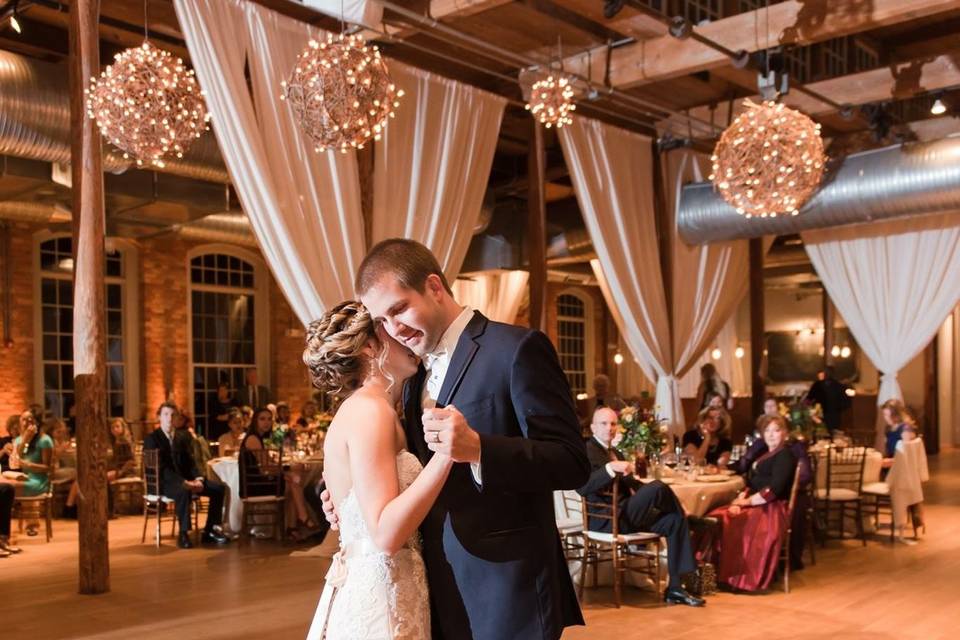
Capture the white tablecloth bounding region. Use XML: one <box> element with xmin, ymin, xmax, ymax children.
<box><xmin>641</xmin><ymin>475</ymin><xmax>745</xmax><ymax>517</ymax></box>
<box><xmin>208</xmin><ymin>457</ymin><xmax>242</xmax><ymax>534</ymax></box>
<box><xmin>812</xmin><ymin>447</ymin><xmax>883</xmax><ymax>488</ymax></box>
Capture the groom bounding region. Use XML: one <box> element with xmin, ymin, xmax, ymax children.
<box><xmin>326</xmin><ymin>239</ymin><xmax>590</xmax><ymax>639</ymax></box>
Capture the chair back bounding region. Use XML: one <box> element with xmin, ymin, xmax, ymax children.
<box><xmin>785</xmin><ymin>463</ymin><xmax>803</xmax><ymax>522</ymax></box>
<box><xmin>142</xmin><ymin>448</ymin><xmax>161</xmax><ymax>497</ymax></box>
<box><xmin>581</xmin><ymin>475</ymin><xmax>621</xmax><ymax>536</ymax></box>
<box><xmin>823</xmin><ymin>446</ymin><xmax>866</xmax><ymax>498</ymax></box>
<box><xmin>239</xmin><ymin>448</ymin><xmax>284</xmax><ymax>499</ymax></box>
<box><xmin>555</xmin><ymin>490</ymin><xmax>583</xmax><ymax>522</ymax></box>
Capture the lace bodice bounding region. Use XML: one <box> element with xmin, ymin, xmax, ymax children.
<box><xmin>337</xmin><ymin>450</ymin><xmax>424</xmax><ymax>550</ymax></box>
<box><xmin>310</xmin><ymin>450</ymin><xmax>430</xmax><ymax>640</ymax></box>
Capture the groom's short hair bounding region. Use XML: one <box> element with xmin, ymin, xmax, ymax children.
<box><xmin>356</xmin><ymin>238</ymin><xmax>453</xmax><ymax>296</ymax></box>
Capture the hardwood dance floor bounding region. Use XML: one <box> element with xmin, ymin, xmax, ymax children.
<box><xmin>6</xmin><ymin>450</ymin><xmax>960</xmax><ymax>640</ymax></box>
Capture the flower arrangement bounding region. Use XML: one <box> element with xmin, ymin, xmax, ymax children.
<box><xmin>315</xmin><ymin>412</ymin><xmax>334</xmax><ymax>434</ymax></box>
<box><xmin>778</xmin><ymin>396</ymin><xmax>827</xmax><ymax>441</ymax></box>
<box><xmin>617</xmin><ymin>406</ymin><xmax>668</xmax><ymax>460</ymax></box>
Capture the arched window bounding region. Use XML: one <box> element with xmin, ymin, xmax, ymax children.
<box><xmin>34</xmin><ymin>234</ymin><xmax>138</xmax><ymax>422</ymax></box>
<box><xmin>556</xmin><ymin>291</ymin><xmax>594</xmax><ymax>396</ymax></box>
<box><xmin>188</xmin><ymin>248</ymin><xmax>268</xmax><ymax>437</ymax></box>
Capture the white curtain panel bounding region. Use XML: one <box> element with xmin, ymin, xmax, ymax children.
<box><xmin>372</xmin><ymin>63</ymin><xmax>506</xmax><ymax>280</ymax></box>
<box><xmin>175</xmin><ymin>0</ymin><xmax>367</xmax><ymax>325</ymax></box>
<box><xmin>803</xmin><ymin>212</ymin><xmax>960</xmax><ymax>407</ymax></box>
<box><xmin>298</xmin><ymin>0</ymin><xmax>383</xmax><ymax>28</ymax></box>
<box><xmin>563</xmin><ymin>118</ymin><xmax>750</xmax><ymax>436</ymax></box>
<box><xmin>451</xmin><ymin>270</ymin><xmax>529</xmax><ymax>324</ymax></box>
<box><xmin>559</xmin><ymin>118</ymin><xmax>679</xmax><ymax>430</ymax></box>
<box><xmin>678</xmin><ymin>312</ymin><xmax>748</xmax><ymax>398</ymax></box>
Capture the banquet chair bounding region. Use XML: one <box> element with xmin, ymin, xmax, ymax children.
<box><xmin>14</xmin><ymin>490</ymin><xmax>53</xmax><ymax>542</ymax></box>
<box><xmin>579</xmin><ymin>478</ymin><xmax>662</xmax><ymax>608</ymax></box>
<box><xmin>239</xmin><ymin>448</ymin><xmax>286</xmax><ymax>542</ymax></box>
<box><xmin>864</xmin><ymin>438</ymin><xmax>927</xmax><ymax>542</ymax></box>
<box><xmin>777</xmin><ymin>464</ymin><xmax>803</xmax><ymax>593</ymax></box>
<box><xmin>554</xmin><ymin>490</ymin><xmax>584</xmax><ymax>562</ymax></box>
<box><xmin>140</xmin><ymin>449</ymin><xmax>199</xmax><ymax>547</ymax></box>
<box><xmin>813</xmin><ymin>446</ymin><xmax>867</xmax><ymax>546</ymax></box>
<box><xmin>110</xmin><ymin>449</ymin><xmax>145</xmax><ymax>516</ymax></box>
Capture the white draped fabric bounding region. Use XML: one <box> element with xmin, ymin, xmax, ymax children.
<box><xmin>562</xmin><ymin>117</ymin><xmax>750</xmax><ymax>436</ymax></box>
<box><xmin>298</xmin><ymin>0</ymin><xmax>382</xmax><ymax>27</ymax></box>
<box><xmin>175</xmin><ymin>0</ymin><xmax>365</xmax><ymax>325</ymax></box>
<box><xmin>678</xmin><ymin>312</ymin><xmax>748</xmax><ymax>398</ymax></box>
<box><xmin>803</xmin><ymin>213</ymin><xmax>960</xmax><ymax>408</ymax></box>
<box><xmin>451</xmin><ymin>270</ymin><xmax>528</xmax><ymax>324</ymax></box>
<box><xmin>372</xmin><ymin>63</ymin><xmax>506</xmax><ymax>280</ymax></box>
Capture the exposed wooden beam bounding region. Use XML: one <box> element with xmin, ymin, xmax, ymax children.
<box><xmin>526</xmin><ymin>121</ymin><xmax>548</xmax><ymax>332</ymax></box>
<box><xmin>562</xmin><ymin>0</ymin><xmax>960</xmax><ymax>90</ymax></box>
<box><xmin>749</xmin><ymin>237</ymin><xmax>765</xmax><ymax>418</ymax></box>
<box><xmin>518</xmin><ymin>0</ymin><xmax>628</xmax><ymax>42</ymax></box>
<box><xmin>663</xmin><ymin>50</ymin><xmax>960</xmax><ymax>136</ymax></box>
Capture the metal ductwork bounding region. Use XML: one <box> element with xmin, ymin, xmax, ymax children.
<box><xmin>678</xmin><ymin>136</ymin><xmax>960</xmax><ymax>245</ymax></box>
<box><xmin>0</xmin><ymin>50</ymin><xmax>230</xmax><ymax>183</ymax></box>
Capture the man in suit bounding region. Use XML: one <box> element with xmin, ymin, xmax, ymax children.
<box><xmin>326</xmin><ymin>239</ymin><xmax>590</xmax><ymax>639</ymax></box>
<box><xmin>579</xmin><ymin>407</ymin><xmax>704</xmax><ymax>606</ymax></box>
<box><xmin>236</xmin><ymin>368</ymin><xmax>272</xmax><ymax>409</ymax></box>
<box><xmin>143</xmin><ymin>402</ymin><xmax>229</xmax><ymax>549</ymax></box>
<box><xmin>805</xmin><ymin>366</ymin><xmax>851</xmax><ymax>434</ymax></box>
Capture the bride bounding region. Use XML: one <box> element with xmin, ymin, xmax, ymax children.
<box><xmin>303</xmin><ymin>301</ymin><xmax>451</xmax><ymax>640</ymax></box>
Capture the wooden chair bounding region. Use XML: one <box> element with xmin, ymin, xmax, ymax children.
<box><xmin>778</xmin><ymin>464</ymin><xmax>803</xmax><ymax>593</ymax></box>
<box><xmin>140</xmin><ymin>449</ymin><xmax>199</xmax><ymax>547</ymax></box>
<box><xmin>813</xmin><ymin>446</ymin><xmax>867</xmax><ymax>546</ymax></box>
<box><xmin>239</xmin><ymin>448</ymin><xmax>285</xmax><ymax>542</ymax></box>
<box><xmin>14</xmin><ymin>491</ymin><xmax>53</xmax><ymax>542</ymax></box>
<box><xmin>554</xmin><ymin>490</ymin><xmax>584</xmax><ymax>562</ymax></box>
<box><xmin>110</xmin><ymin>445</ymin><xmax>144</xmax><ymax>517</ymax></box>
<box><xmin>579</xmin><ymin>477</ymin><xmax>662</xmax><ymax>608</ymax></box>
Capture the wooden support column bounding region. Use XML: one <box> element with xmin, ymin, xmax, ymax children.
<box><xmin>357</xmin><ymin>145</ymin><xmax>375</xmax><ymax>251</ymax></box>
<box><xmin>526</xmin><ymin>122</ymin><xmax>547</xmax><ymax>333</ymax></box>
<box><xmin>69</xmin><ymin>0</ymin><xmax>110</xmax><ymax>595</ymax></box>
<box><xmin>822</xmin><ymin>291</ymin><xmax>835</xmax><ymax>368</ymax></box>
<box><xmin>652</xmin><ymin>145</ymin><xmax>673</xmax><ymax>348</ymax></box>
<box><xmin>924</xmin><ymin>338</ymin><xmax>940</xmax><ymax>454</ymax></box>
<box><xmin>749</xmin><ymin>237</ymin><xmax>765</xmax><ymax>418</ymax></box>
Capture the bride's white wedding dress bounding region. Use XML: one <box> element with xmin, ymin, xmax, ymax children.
<box><xmin>307</xmin><ymin>451</ymin><xmax>431</xmax><ymax>640</ymax></box>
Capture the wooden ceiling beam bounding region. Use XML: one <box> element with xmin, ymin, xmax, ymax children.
<box><xmin>561</xmin><ymin>0</ymin><xmax>960</xmax><ymax>90</ymax></box>
<box><xmin>661</xmin><ymin>50</ymin><xmax>960</xmax><ymax>138</ymax></box>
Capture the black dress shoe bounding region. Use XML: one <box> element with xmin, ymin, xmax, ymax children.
<box><xmin>201</xmin><ymin>529</ymin><xmax>229</xmax><ymax>545</ymax></box>
<box><xmin>177</xmin><ymin>532</ymin><xmax>194</xmax><ymax>549</ymax></box>
<box><xmin>664</xmin><ymin>586</ymin><xmax>706</xmax><ymax>607</ymax></box>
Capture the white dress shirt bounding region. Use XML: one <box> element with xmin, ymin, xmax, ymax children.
<box><xmin>421</xmin><ymin>306</ymin><xmax>483</xmax><ymax>483</ymax></box>
<box><xmin>593</xmin><ymin>436</ymin><xmax>620</xmax><ymax>478</ymax></box>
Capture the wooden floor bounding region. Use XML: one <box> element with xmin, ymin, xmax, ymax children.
<box><xmin>6</xmin><ymin>451</ymin><xmax>960</xmax><ymax>640</ymax></box>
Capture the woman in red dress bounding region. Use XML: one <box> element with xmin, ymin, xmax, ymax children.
<box><xmin>708</xmin><ymin>414</ymin><xmax>797</xmax><ymax>591</ymax></box>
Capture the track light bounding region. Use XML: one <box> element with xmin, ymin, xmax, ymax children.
<box><xmin>931</xmin><ymin>98</ymin><xmax>947</xmax><ymax>115</ymax></box>
<box><xmin>9</xmin><ymin>13</ymin><xmax>18</xmax><ymax>33</ymax></box>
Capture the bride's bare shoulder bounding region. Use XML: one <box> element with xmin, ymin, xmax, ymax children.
<box><xmin>333</xmin><ymin>390</ymin><xmax>396</xmax><ymax>439</ymax></box>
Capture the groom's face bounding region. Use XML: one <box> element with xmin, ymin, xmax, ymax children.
<box><xmin>362</xmin><ymin>273</ymin><xmax>447</xmax><ymax>358</ymax></box>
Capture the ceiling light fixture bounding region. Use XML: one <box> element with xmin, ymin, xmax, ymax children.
<box><xmin>931</xmin><ymin>97</ymin><xmax>947</xmax><ymax>116</ymax></box>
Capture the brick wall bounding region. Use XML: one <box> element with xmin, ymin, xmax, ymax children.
<box><xmin>0</xmin><ymin>221</ymin><xmax>39</xmax><ymax>421</ymax></box>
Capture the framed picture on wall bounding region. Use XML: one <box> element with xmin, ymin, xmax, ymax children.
<box><xmin>765</xmin><ymin>328</ymin><xmax>859</xmax><ymax>383</ymax></box>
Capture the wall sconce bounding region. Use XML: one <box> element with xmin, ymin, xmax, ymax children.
<box><xmin>840</xmin><ymin>345</ymin><xmax>851</xmax><ymax>359</ymax></box>
<box><xmin>613</xmin><ymin>353</ymin><xmax>624</xmax><ymax>365</ymax></box>
<box><xmin>711</xmin><ymin>347</ymin><xmax>722</xmax><ymax>360</ymax></box>
<box><xmin>734</xmin><ymin>345</ymin><xmax>745</xmax><ymax>359</ymax></box>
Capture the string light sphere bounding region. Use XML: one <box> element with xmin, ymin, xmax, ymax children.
<box><xmin>86</xmin><ymin>41</ymin><xmax>210</xmax><ymax>168</ymax></box>
<box><xmin>525</xmin><ymin>74</ymin><xmax>576</xmax><ymax>128</ymax></box>
<box><xmin>709</xmin><ymin>100</ymin><xmax>826</xmax><ymax>218</ymax></box>
<box><xmin>280</xmin><ymin>33</ymin><xmax>403</xmax><ymax>154</ymax></box>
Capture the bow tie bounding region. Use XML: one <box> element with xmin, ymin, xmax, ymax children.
<box><xmin>423</xmin><ymin>349</ymin><xmax>447</xmax><ymax>371</ymax></box>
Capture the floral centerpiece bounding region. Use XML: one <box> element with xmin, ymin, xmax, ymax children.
<box><xmin>616</xmin><ymin>406</ymin><xmax>668</xmax><ymax>461</ymax></box>
<box><xmin>778</xmin><ymin>397</ymin><xmax>827</xmax><ymax>441</ymax></box>
<box><xmin>315</xmin><ymin>412</ymin><xmax>334</xmax><ymax>434</ymax></box>
<box><xmin>268</xmin><ymin>423</ymin><xmax>292</xmax><ymax>449</ymax></box>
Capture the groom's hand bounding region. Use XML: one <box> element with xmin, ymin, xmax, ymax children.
<box><xmin>320</xmin><ymin>482</ymin><xmax>339</xmax><ymax>531</ymax></box>
<box><xmin>423</xmin><ymin>405</ymin><xmax>481</xmax><ymax>463</ymax></box>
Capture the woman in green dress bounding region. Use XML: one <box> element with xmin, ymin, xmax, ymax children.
<box><xmin>10</xmin><ymin>409</ymin><xmax>53</xmax><ymax>536</ymax></box>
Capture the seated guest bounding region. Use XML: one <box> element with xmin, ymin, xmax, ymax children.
<box><xmin>10</xmin><ymin>409</ymin><xmax>53</xmax><ymax>537</ymax></box>
<box><xmin>683</xmin><ymin>407</ymin><xmax>733</xmax><ymax>467</ymax></box>
<box><xmin>210</xmin><ymin>383</ymin><xmax>238</xmax><ymax>442</ymax></box>
<box><xmin>178</xmin><ymin>409</ymin><xmax>213</xmax><ymax>470</ymax></box>
<box><xmin>107</xmin><ymin>418</ymin><xmax>137</xmax><ymax>480</ymax></box>
<box><xmin>295</xmin><ymin>400</ymin><xmax>319</xmax><ymax>433</ymax></box>
<box><xmin>217</xmin><ymin>409</ymin><xmax>245</xmax><ymax>457</ymax></box>
<box><xmin>275</xmin><ymin>402</ymin><xmax>292</xmax><ymax>430</ymax></box>
<box><xmin>882</xmin><ymin>399</ymin><xmax>916</xmax><ymax>465</ymax></box>
<box><xmin>578</xmin><ymin>407</ymin><xmax>704</xmax><ymax>607</ymax></box>
<box><xmin>1</xmin><ymin>415</ymin><xmax>20</xmax><ymax>472</ymax></box>
<box><xmin>0</xmin><ymin>482</ymin><xmax>21</xmax><ymax>557</ymax></box>
<box><xmin>241</xmin><ymin>407</ymin><xmax>318</xmax><ymax>541</ymax></box>
<box><xmin>705</xmin><ymin>415</ymin><xmax>798</xmax><ymax>591</ymax></box>
<box><xmin>754</xmin><ymin>396</ymin><xmax>781</xmax><ymax>438</ymax></box>
<box><xmin>49</xmin><ymin>418</ymin><xmax>76</xmax><ymax>481</ymax></box>
<box><xmin>240</xmin><ymin>405</ymin><xmax>254</xmax><ymax>433</ymax></box>
<box><xmin>237</xmin><ymin>368</ymin><xmax>272</xmax><ymax>410</ymax></box>
<box><xmin>143</xmin><ymin>402</ymin><xmax>229</xmax><ymax>549</ymax></box>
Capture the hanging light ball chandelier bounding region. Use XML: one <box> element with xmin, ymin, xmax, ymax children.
<box><xmin>86</xmin><ymin>41</ymin><xmax>210</xmax><ymax>168</ymax></box>
<box><xmin>525</xmin><ymin>74</ymin><xmax>576</xmax><ymax>128</ymax></box>
<box><xmin>281</xmin><ymin>33</ymin><xmax>403</xmax><ymax>154</ymax></box>
<box><xmin>709</xmin><ymin>99</ymin><xmax>826</xmax><ymax>218</ymax></box>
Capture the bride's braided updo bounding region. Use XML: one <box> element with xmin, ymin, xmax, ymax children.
<box><xmin>303</xmin><ymin>301</ymin><xmax>379</xmax><ymax>395</ymax></box>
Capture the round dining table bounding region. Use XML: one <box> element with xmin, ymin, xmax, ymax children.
<box><xmin>639</xmin><ymin>473</ymin><xmax>745</xmax><ymax>517</ymax></box>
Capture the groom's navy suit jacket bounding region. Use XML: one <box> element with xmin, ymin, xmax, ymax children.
<box><xmin>402</xmin><ymin>312</ymin><xmax>590</xmax><ymax>640</ymax></box>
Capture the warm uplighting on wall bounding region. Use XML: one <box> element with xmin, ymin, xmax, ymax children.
<box><xmin>734</xmin><ymin>345</ymin><xmax>745</xmax><ymax>359</ymax></box>
<box><xmin>613</xmin><ymin>353</ymin><xmax>624</xmax><ymax>365</ymax></box>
